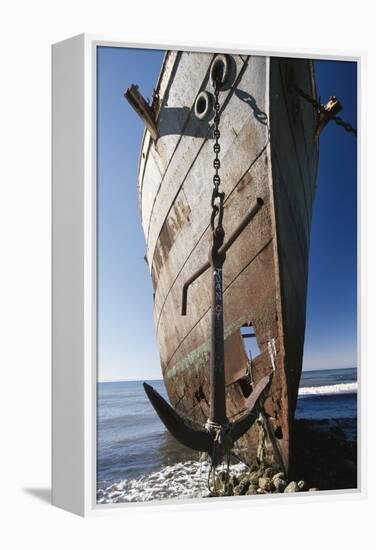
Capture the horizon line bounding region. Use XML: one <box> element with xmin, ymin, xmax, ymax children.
<box><xmin>98</xmin><ymin>376</ymin><xmax>164</xmax><ymax>384</ymax></box>
<box><xmin>98</xmin><ymin>364</ymin><xmax>356</xmax><ymax>384</ymax></box>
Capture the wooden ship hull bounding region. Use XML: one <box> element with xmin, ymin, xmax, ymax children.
<box><xmin>135</xmin><ymin>52</ymin><xmax>319</xmax><ymax>474</ymax></box>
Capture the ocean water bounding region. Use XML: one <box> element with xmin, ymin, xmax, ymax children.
<box><xmin>97</xmin><ymin>367</ymin><xmax>357</xmax><ymax>503</ymax></box>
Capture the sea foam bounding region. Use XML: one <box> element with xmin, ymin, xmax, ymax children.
<box><xmin>97</xmin><ymin>460</ymin><xmax>247</xmax><ymax>504</ymax></box>
<box><xmin>298</xmin><ymin>382</ymin><xmax>357</xmax><ymax>397</ymax></box>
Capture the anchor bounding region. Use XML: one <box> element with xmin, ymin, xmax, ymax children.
<box><xmin>143</xmin><ymin>198</ymin><xmax>270</xmax><ymax>463</ymax></box>
<box><xmin>143</xmin><ymin>56</ymin><xmax>272</xmax><ymax>467</ymax></box>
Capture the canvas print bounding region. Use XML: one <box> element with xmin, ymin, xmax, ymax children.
<box><xmin>96</xmin><ymin>47</ymin><xmax>357</xmax><ymax>504</ymax></box>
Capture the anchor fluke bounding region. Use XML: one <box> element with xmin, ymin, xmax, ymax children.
<box><xmin>143</xmin><ymin>373</ymin><xmax>271</xmax><ymax>456</ymax></box>
<box><xmin>230</xmin><ymin>374</ymin><xmax>271</xmax><ymax>443</ymax></box>
<box><xmin>143</xmin><ymin>383</ymin><xmax>212</xmax><ymax>452</ymax></box>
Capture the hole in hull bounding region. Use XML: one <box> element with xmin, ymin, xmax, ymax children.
<box><xmin>274</xmin><ymin>425</ymin><xmax>283</xmax><ymax>440</ymax></box>
<box><xmin>240</xmin><ymin>322</ymin><xmax>261</xmax><ymax>360</ymax></box>
<box><xmin>236</xmin><ymin>376</ymin><xmax>253</xmax><ymax>398</ymax></box>
<box><xmin>194</xmin><ymin>91</ymin><xmax>213</xmax><ymax>120</ymax></box>
<box><xmin>210</xmin><ymin>54</ymin><xmax>231</xmax><ymax>88</ymax></box>
<box><xmin>195</xmin><ymin>385</ymin><xmax>206</xmax><ymax>403</ymax></box>
<box><xmin>233</xmin><ymin>321</ymin><xmax>262</xmax><ymax>399</ymax></box>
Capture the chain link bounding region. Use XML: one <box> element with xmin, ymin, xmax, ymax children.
<box><xmin>210</xmin><ymin>77</ymin><xmax>226</xmax><ymax>240</ymax></box>
<box><xmin>292</xmin><ymin>83</ymin><xmax>357</xmax><ymax>137</ymax></box>
<box><xmin>332</xmin><ymin>115</ymin><xmax>357</xmax><ymax>136</ymax></box>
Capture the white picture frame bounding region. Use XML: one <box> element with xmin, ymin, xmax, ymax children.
<box><xmin>52</xmin><ymin>33</ymin><xmax>364</xmax><ymax>517</ymax></box>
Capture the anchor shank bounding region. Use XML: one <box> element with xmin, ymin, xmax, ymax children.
<box><xmin>210</xmin><ymin>260</ymin><xmax>227</xmax><ymax>426</ymax></box>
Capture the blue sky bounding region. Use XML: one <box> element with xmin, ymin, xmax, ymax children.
<box><xmin>97</xmin><ymin>47</ymin><xmax>357</xmax><ymax>382</ymax></box>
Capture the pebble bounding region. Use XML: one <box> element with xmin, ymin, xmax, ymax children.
<box><xmin>227</xmin><ymin>466</ymin><xmax>317</xmax><ymax>497</ymax></box>
<box><xmin>298</xmin><ymin>480</ymin><xmax>308</xmax><ymax>492</ymax></box>
<box><xmin>246</xmin><ymin>484</ymin><xmax>258</xmax><ymax>495</ymax></box>
<box><xmin>258</xmin><ymin>477</ymin><xmax>273</xmax><ymax>491</ymax></box>
<box><xmin>232</xmin><ymin>475</ymin><xmax>239</xmax><ymax>487</ymax></box>
<box><xmin>218</xmin><ymin>471</ymin><xmax>227</xmax><ymax>482</ymax></box>
<box><xmin>234</xmin><ymin>479</ymin><xmax>250</xmax><ymax>495</ymax></box>
<box><xmin>272</xmin><ymin>472</ymin><xmax>286</xmax><ymax>482</ymax></box>
<box><xmin>273</xmin><ymin>478</ymin><xmax>287</xmax><ymax>493</ymax></box>
<box><xmin>284</xmin><ymin>481</ymin><xmax>299</xmax><ymax>493</ymax></box>
<box><xmin>249</xmin><ymin>472</ymin><xmax>260</xmax><ymax>484</ymax></box>
<box><xmin>263</xmin><ymin>467</ymin><xmax>275</xmax><ymax>478</ymax></box>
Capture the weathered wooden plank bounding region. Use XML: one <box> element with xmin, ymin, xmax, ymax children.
<box><xmin>154</xmin><ymin>150</ymin><xmax>272</xmax><ymax>342</ymax></box>
<box><xmin>140</xmin><ymin>152</ymin><xmax>164</xmax><ymax>234</ymax></box>
<box><xmin>152</xmin><ymin>131</ymin><xmax>269</xmax><ymax>317</ymax></box>
<box><xmin>154</xmin><ymin>51</ymin><xmax>179</xmax><ymax>110</ymax></box>
<box><xmin>269</xmin><ymin>58</ymin><xmax>318</xmax><ymax>417</ymax></box>
<box><xmin>144</xmin><ymin>55</ymin><xmax>247</xmax><ymax>265</ymax></box>
<box><xmin>157</xmin><ymin>218</ymin><xmax>274</xmax><ymax>371</ymax></box>
<box><xmin>160</xmin><ymin>238</ymin><xmax>276</xmax><ymax>374</ymax></box>
<box><xmin>140</xmin><ymin>52</ymin><xmax>216</xmax><ymax>229</ymax></box>
<box><xmin>272</xmin><ymin>150</ymin><xmax>311</xmax><ymax>269</ymax></box>
<box><xmin>150</xmin><ymin>56</ymin><xmax>268</xmax><ymax>309</ymax></box>
<box><xmin>269</xmin><ymin>59</ymin><xmax>315</xmax><ymax>235</ymax></box>
<box><xmin>138</xmin><ymin>52</ymin><xmax>178</xmax><ymax>200</ymax></box>
<box><xmin>153</xmin><ymin>52</ymin><xmax>214</xmax><ymax>172</ymax></box>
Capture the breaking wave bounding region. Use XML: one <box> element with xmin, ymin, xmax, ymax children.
<box><xmin>298</xmin><ymin>382</ymin><xmax>357</xmax><ymax>397</ymax></box>
<box><xmin>97</xmin><ymin>460</ymin><xmax>247</xmax><ymax>504</ymax></box>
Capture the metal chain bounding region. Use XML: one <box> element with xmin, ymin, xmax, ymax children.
<box><xmin>292</xmin><ymin>83</ymin><xmax>357</xmax><ymax>137</ymax></box>
<box><xmin>207</xmin><ymin>72</ymin><xmax>229</xmax><ymax>496</ymax></box>
<box><xmin>210</xmin><ymin>78</ymin><xmax>225</xmax><ymax>238</ymax></box>
<box><xmin>332</xmin><ymin>115</ymin><xmax>357</xmax><ymax>136</ymax></box>
<box><xmin>292</xmin><ymin>83</ymin><xmax>321</xmax><ymax>110</ymax></box>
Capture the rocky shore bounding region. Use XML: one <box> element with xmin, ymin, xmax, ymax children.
<box><xmin>291</xmin><ymin>418</ymin><xmax>357</xmax><ymax>491</ymax></box>
<box><xmin>213</xmin><ymin>418</ymin><xmax>357</xmax><ymax>497</ymax></box>
<box><xmin>213</xmin><ymin>466</ymin><xmax>314</xmax><ymax>496</ymax></box>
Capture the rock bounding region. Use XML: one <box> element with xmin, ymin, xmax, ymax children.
<box><xmin>238</xmin><ymin>479</ymin><xmax>250</xmax><ymax>495</ymax></box>
<box><xmin>214</xmin><ymin>479</ymin><xmax>225</xmax><ymax>493</ymax></box>
<box><xmin>232</xmin><ymin>475</ymin><xmax>240</xmax><ymax>487</ymax></box>
<box><xmin>284</xmin><ymin>481</ymin><xmax>299</xmax><ymax>493</ymax></box>
<box><xmin>258</xmin><ymin>477</ymin><xmax>272</xmax><ymax>492</ymax></box>
<box><xmin>218</xmin><ymin>471</ymin><xmax>227</xmax><ymax>483</ymax></box>
<box><xmin>234</xmin><ymin>479</ymin><xmax>250</xmax><ymax>495</ymax></box>
<box><xmin>272</xmin><ymin>472</ymin><xmax>286</xmax><ymax>482</ymax></box>
<box><xmin>298</xmin><ymin>480</ymin><xmax>308</xmax><ymax>492</ymax></box>
<box><xmin>249</xmin><ymin>472</ymin><xmax>260</xmax><ymax>484</ymax></box>
<box><xmin>237</xmin><ymin>473</ymin><xmax>249</xmax><ymax>483</ymax></box>
<box><xmin>263</xmin><ymin>467</ymin><xmax>274</xmax><ymax>478</ymax></box>
<box><xmin>273</xmin><ymin>478</ymin><xmax>287</xmax><ymax>493</ymax></box>
<box><xmin>250</xmin><ymin>464</ymin><xmax>259</xmax><ymax>473</ymax></box>
<box><xmin>246</xmin><ymin>484</ymin><xmax>258</xmax><ymax>495</ymax></box>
